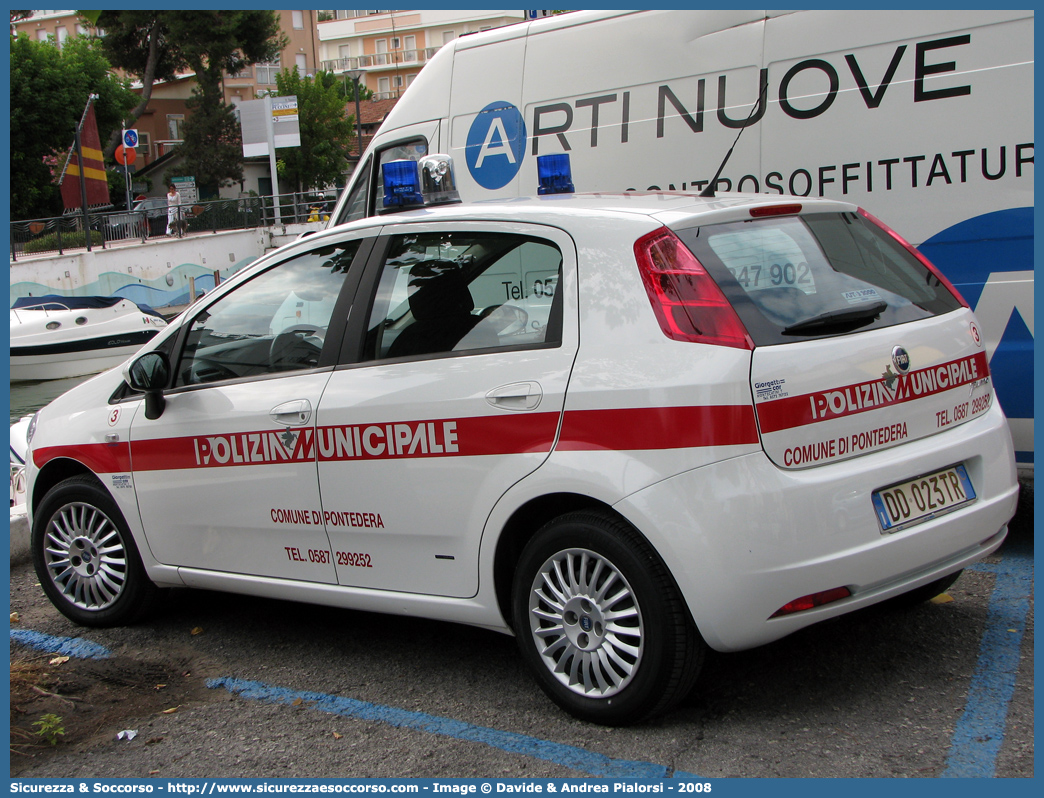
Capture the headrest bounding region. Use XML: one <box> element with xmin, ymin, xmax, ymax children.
<box><xmin>406</xmin><ymin>260</ymin><xmax>474</xmax><ymax>322</ymax></box>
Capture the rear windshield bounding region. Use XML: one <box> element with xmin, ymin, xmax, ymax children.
<box><xmin>675</xmin><ymin>213</ymin><xmax>963</xmax><ymax>345</ymax></box>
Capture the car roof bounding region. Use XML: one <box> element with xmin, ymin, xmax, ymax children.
<box><xmin>324</xmin><ymin>192</ymin><xmax>859</xmax><ymax>239</ymax></box>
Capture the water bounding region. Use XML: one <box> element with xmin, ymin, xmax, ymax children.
<box><xmin>9</xmin><ymin>374</ymin><xmax>93</xmax><ymax>425</ymax></box>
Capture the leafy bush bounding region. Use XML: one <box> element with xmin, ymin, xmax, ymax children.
<box><xmin>22</xmin><ymin>228</ymin><xmax>104</xmax><ymax>254</ymax></box>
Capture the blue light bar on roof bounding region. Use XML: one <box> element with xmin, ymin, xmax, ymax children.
<box><xmin>537</xmin><ymin>154</ymin><xmax>575</xmax><ymax>195</ymax></box>
<box><xmin>382</xmin><ymin>160</ymin><xmax>424</xmax><ymax>209</ymax></box>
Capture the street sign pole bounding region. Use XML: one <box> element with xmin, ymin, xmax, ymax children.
<box><xmin>265</xmin><ymin>95</ymin><xmax>281</xmax><ymax>226</ymax></box>
<box><xmin>122</xmin><ymin>127</ymin><xmax>132</xmax><ymax>214</ymax></box>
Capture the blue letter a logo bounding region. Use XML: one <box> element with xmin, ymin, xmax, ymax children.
<box><xmin>466</xmin><ymin>101</ymin><xmax>527</xmax><ymax>190</ymax></box>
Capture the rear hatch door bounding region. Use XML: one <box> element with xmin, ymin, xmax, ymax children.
<box><xmin>674</xmin><ymin>208</ymin><xmax>992</xmax><ymax>469</ymax></box>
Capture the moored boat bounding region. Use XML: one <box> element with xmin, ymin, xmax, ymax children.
<box><xmin>10</xmin><ymin>296</ymin><xmax>167</xmax><ymax>382</ymax></box>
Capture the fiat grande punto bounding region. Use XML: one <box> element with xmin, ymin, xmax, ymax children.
<box><xmin>25</xmin><ymin>157</ymin><xmax>1018</xmax><ymax>725</ymax></box>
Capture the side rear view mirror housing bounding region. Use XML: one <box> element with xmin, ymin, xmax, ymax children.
<box><xmin>124</xmin><ymin>351</ymin><xmax>171</xmax><ymax>419</ymax></box>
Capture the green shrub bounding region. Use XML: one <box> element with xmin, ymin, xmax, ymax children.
<box><xmin>22</xmin><ymin>228</ymin><xmax>104</xmax><ymax>254</ymax></box>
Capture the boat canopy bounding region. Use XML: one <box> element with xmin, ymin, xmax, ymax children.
<box><xmin>11</xmin><ymin>295</ymin><xmax>164</xmax><ymax>319</ymax></box>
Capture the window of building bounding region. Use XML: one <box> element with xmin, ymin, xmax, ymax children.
<box><xmin>292</xmin><ymin>10</ymin><xmax>304</xmax><ymax>29</ymax></box>
<box><xmin>135</xmin><ymin>131</ymin><xmax>151</xmax><ymax>158</ymax></box>
<box><xmin>296</xmin><ymin>53</ymin><xmax>307</xmax><ymax>74</ymax></box>
<box><xmin>167</xmin><ymin>115</ymin><xmax>186</xmax><ymax>141</ymax></box>
<box><xmin>256</xmin><ymin>57</ymin><xmax>281</xmax><ymax>84</ymax></box>
<box><xmin>443</xmin><ymin>30</ymin><xmax>456</xmax><ymax>45</ymax></box>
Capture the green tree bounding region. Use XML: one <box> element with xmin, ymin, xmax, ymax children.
<box><xmin>94</xmin><ymin>11</ymin><xmax>191</xmax><ymax>159</ymax></box>
<box><xmin>96</xmin><ymin>11</ymin><xmax>286</xmax><ymax>196</ymax></box>
<box><xmin>274</xmin><ymin>69</ymin><xmax>356</xmax><ymax>193</ymax></box>
<box><xmin>166</xmin><ymin>11</ymin><xmax>287</xmax><ymax>197</ymax></box>
<box><xmin>9</xmin><ymin>34</ymin><xmax>137</xmax><ymax>219</ymax></box>
<box><xmin>332</xmin><ymin>74</ymin><xmax>374</xmax><ymax>104</ymax></box>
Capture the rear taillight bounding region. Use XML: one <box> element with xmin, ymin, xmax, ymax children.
<box><xmin>771</xmin><ymin>586</ymin><xmax>851</xmax><ymax>618</ymax></box>
<box><xmin>858</xmin><ymin>208</ymin><xmax>970</xmax><ymax>308</ymax></box>
<box><xmin>634</xmin><ymin>228</ymin><xmax>754</xmax><ymax>350</ymax></box>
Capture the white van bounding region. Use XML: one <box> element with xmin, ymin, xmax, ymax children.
<box><xmin>329</xmin><ymin>9</ymin><xmax>1034</xmax><ymax>470</ymax></box>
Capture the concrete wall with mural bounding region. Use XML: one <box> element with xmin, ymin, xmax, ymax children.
<box><xmin>9</xmin><ymin>228</ymin><xmax>314</xmax><ymax>309</ymax></box>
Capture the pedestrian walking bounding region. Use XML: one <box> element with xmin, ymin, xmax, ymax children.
<box><xmin>166</xmin><ymin>183</ymin><xmax>182</xmax><ymax>236</ymax></box>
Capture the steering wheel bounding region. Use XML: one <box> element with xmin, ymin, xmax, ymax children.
<box><xmin>269</xmin><ymin>324</ymin><xmax>324</xmax><ymax>371</ymax></box>
<box><xmin>479</xmin><ymin>304</ymin><xmax>529</xmax><ymax>336</ymax></box>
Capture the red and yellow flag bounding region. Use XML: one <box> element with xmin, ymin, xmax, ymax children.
<box><xmin>61</xmin><ymin>103</ymin><xmax>110</xmax><ymax>211</ymax></box>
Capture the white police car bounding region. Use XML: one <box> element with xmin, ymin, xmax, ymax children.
<box><xmin>24</xmin><ymin>156</ymin><xmax>1018</xmax><ymax>725</ymax></box>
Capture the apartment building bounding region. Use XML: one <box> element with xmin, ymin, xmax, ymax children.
<box><xmin>317</xmin><ymin>9</ymin><xmax>526</xmax><ymax>100</ymax></box>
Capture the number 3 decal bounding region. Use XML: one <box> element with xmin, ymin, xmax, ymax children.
<box><xmin>108</xmin><ymin>407</ymin><xmax>121</xmax><ymax>427</ymax></box>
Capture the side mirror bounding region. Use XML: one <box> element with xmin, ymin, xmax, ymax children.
<box><xmin>124</xmin><ymin>351</ymin><xmax>171</xmax><ymax>419</ymax></box>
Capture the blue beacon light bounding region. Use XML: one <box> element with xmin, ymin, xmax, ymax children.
<box><xmin>382</xmin><ymin>159</ymin><xmax>424</xmax><ymax>209</ymax></box>
<box><xmin>537</xmin><ymin>154</ymin><xmax>575</xmax><ymax>195</ymax></box>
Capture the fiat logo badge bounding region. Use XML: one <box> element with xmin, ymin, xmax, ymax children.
<box><xmin>891</xmin><ymin>346</ymin><xmax>911</xmax><ymax>374</ymax></box>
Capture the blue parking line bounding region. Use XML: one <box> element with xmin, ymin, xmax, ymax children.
<box><xmin>208</xmin><ymin>676</ymin><xmax>699</xmax><ymax>779</ymax></box>
<box><xmin>941</xmin><ymin>551</ymin><xmax>1033</xmax><ymax>778</ymax></box>
<box><xmin>9</xmin><ymin>628</ymin><xmax>112</xmax><ymax>659</ymax></box>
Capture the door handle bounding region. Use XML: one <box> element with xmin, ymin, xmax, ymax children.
<box><xmin>270</xmin><ymin>399</ymin><xmax>312</xmax><ymax>426</ymax></box>
<box><xmin>486</xmin><ymin>382</ymin><xmax>542</xmax><ymax>411</ymax></box>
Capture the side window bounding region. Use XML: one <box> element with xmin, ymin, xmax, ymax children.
<box><xmin>175</xmin><ymin>240</ymin><xmax>361</xmax><ymax>386</ymax></box>
<box><xmin>338</xmin><ymin>157</ymin><xmax>371</xmax><ymax>224</ymax></box>
<box><xmin>374</xmin><ymin>138</ymin><xmax>428</xmax><ymax>214</ymax></box>
<box><xmin>362</xmin><ymin>231</ymin><xmax>562</xmax><ymax>361</ymax></box>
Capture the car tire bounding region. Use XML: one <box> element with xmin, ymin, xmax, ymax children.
<box><xmin>512</xmin><ymin>510</ymin><xmax>703</xmax><ymax>725</ymax></box>
<box><xmin>32</xmin><ymin>475</ymin><xmax>161</xmax><ymax>628</ymax></box>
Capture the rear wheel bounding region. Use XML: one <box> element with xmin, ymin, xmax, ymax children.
<box><xmin>513</xmin><ymin>511</ymin><xmax>703</xmax><ymax>725</ymax></box>
<box><xmin>32</xmin><ymin>475</ymin><xmax>160</xmax><ymax>627</ymax></box>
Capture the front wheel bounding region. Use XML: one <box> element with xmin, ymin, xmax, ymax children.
<box><xmin>513</xmin><ymin>511</ymin><xmax>703</xmax><ymax>725</ymax></box>
<box><xmin>32</xmin><ymin>475</ymin><xmax>160</xmax><ymax>627</ymax></box>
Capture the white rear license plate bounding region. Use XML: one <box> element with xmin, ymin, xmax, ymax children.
<box><xmin>872</xmin><ymin>464</ymin><xmax>976</xmax><ymax>533</ymax></box>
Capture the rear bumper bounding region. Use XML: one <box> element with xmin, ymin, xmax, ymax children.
<box><xmin>614</xmin><ymin>403</ymin><xmax>1018</xmax><ymax>652</ymax></box>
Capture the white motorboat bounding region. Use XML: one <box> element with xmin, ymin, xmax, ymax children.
<box><xmin>10</xmin><ymin>296</ymin><xmax>167</xmax><ymax>382</ymax></box>
<box><xmin>10</xmin><ymin>415</ymin><xmax>30</xmax><ymax>509</ymax></box>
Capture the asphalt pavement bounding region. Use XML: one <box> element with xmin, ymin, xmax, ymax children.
<box><xmin>8</xmin><ymin>484</ymin><xmax>1033</xmax><ymax>780</ymax></box>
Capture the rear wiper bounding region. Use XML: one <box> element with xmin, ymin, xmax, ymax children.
<box><xmin>781</xmin><ymin>300</ymin><xmax>888</xmax><ymax>335</ymax></box>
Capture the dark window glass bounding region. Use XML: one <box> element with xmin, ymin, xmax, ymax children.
<box><xmin>676</xmin><ymin>213</ymin><xmax>962</xmax><ymax>344</ymax></box>
<box><xmin>175</xmin><ymin>240</ymin><xmax>361</xmax><ymax>385</ymax></box>
<box><xmin>363</xmin><ymin>231</ymin><xmax>562</xmax><ymax>361</ymax></box>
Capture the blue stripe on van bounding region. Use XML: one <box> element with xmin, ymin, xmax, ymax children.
<box><xmin>917</xmin><ymin>207</ymin><xmax>1033</xmax><ymax>308</ymax></box>
<box><xmin>918</xmin><ymin>207</ymin><xmax>1033</xmax><ymax>463</ymax></box>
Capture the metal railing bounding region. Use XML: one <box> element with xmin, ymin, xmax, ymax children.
<box><xmin>320</xmin><ymin>47</ymin><xmax>440</xmax><ymax>73</ymax></box>
<box><xmin>10</xmin><ymin>192</ymin><xmax>339</xmax><ymax>261</ymax></box>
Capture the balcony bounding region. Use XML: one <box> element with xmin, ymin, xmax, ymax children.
<box><xmin>321</xmin><ymin>48</ymin><xmax>440</xmax><ymax>74</ymax></box>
